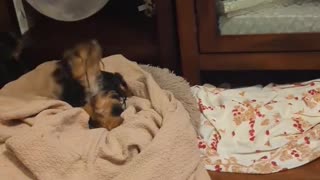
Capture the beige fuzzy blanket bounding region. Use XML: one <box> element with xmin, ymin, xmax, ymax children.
<box><xmin>0</xmin><ymin>55</ymin><xmax>210</xmax><ymax>180</ymax></box>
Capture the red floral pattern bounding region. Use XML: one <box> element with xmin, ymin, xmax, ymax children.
<box><xmin>192</xmin><ymin>80</ymin><xmax>320</xmax><ymax>174</ymax></box>
<box><xmin>198</xmin><ymin>99</ymin><xmax>214</xmax><ymax>113</ymax></box>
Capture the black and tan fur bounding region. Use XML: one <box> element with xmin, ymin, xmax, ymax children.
<box><xmin>53</xmin><ymin>40</ymin><xmax>132</xmax><ymax>130</ymax></box>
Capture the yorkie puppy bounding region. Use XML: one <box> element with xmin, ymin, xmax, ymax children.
<box><xmin>53</xmin><ymin>40</ymin><xmax>132</xmax><ymax>130</ymax></box>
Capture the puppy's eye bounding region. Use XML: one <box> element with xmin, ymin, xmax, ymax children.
<box><xmin>88</xmin><ymin>118</ymin><xmax>100</xmax><ymax>128</ymax></box>
<box><xmin>111</xmin><ymin>104</ymin><xmax>124</xmax><ymax>116</ymax></box>
<box><xmin>111</xmin><ymin>93</ymin><xmax>120</xmax><ymax>100</ymax></box>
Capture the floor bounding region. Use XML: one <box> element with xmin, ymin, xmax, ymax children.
<box><xmin>201</xmin><ymin>70</ymin><xmax>320</xmax><ymax>87</ymax></box>
<box><xmin>207</xmin><ymin>158</ymin><xmax>320</xmax><ymax>180</ymax></box>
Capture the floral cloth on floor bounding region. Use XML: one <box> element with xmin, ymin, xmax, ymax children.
<box><xmin>191</xmin><ymin>80</ymin><xmax>320</xmax><ymax>174</ymax></box>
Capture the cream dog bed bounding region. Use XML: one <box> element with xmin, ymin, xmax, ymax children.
<box><xmin>0</xmin><ymin>55</ymin><xmax>210</xmax><ymax>180</ymax></box>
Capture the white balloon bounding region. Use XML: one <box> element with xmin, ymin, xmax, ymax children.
<box><xmin>25</xmin><ymin>0</ymin><xmax>110</xmax><ymax>21</ymax></box>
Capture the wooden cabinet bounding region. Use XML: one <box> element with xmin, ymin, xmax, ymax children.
<box><xmin>0</xmin><ymin>0</ymin><xmax>19</xmax><ymax>33</ymax></box>
<box><xmin>176</xmin><ymin>0</ymin><xmax>320</xmax><ymax>85</ymax></box>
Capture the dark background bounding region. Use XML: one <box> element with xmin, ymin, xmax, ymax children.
<box><xmin>1</xmin><ymin>0</ymin><xmax>320</xmax><ymax>87</ymax></box>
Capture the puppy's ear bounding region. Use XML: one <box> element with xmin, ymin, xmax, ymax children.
<box><xmin>113</xmin><ymin>72</ymin><xmax>133</xmax><ymax>97</ymax></box>
<box><xmin>113</xmin><ymin>73</ymin><xmax>127</xmax><ymax>88</ymax></box>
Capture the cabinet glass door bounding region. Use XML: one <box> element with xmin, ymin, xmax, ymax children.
<box><xmin>216</xmin><ymin>0</ymin><xmax>320</xmax><ymax>35</ymax></box>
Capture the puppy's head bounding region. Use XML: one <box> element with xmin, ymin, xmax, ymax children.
<box><xmin>101</xmin><ymin>71</ymin><xmax>133</xmax><ymax>98</ymax></box>
<box><xmin>62</xmin><ymin>40</ymin><xmax>102</xmax><ymax>81</ymax></box>
<box><xmin>84</xmin><ymin>91</ymin><xmax>124</xmax><ymax>130</ymax></box>
<box><xmin>113</xmin><ymin>72</ymin><xmax>133</xmax><ymax>97</ymax></box>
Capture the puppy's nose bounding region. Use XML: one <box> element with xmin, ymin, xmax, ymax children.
<box><xmin>88</xmin><ymin>118</ymin><xmax>98</xmax><ymax>129</ymax></box>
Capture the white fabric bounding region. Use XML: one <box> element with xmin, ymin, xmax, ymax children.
<box><xmin>192</xmin><ymin>80</ymin><xmax>320</xmax><ymax>174</ymax></box>
<box><xmin>219</xmin><ymin>0</ymin><xmax>320</xmax><ymax>34</ymax></box>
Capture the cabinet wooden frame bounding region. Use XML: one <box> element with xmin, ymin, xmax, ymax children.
<box><xmin>176</xmin><ymin>0</ymin><xmax>320</xmax><ymax>85</ymax></box>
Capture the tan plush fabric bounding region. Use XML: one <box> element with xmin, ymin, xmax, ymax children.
<box><xmin>140</xmin><ymin>65</ymin><xmax>200</xmax><ymax>132</ymax></box>
<box><xmin>0</xmin><ymin>55</ymin><xmax>209</xmax><ymax>180</ymax></box>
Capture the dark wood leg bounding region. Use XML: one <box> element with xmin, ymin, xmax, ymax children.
<box><xmin>155</xmin><ymin>0</ymin><xmax>179</xmax><ymax>73</ymax></box>
<box><xmin>175</xmin><ymin>0</ymin><xmax>200</xmax><ymax>85</ymax></box>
